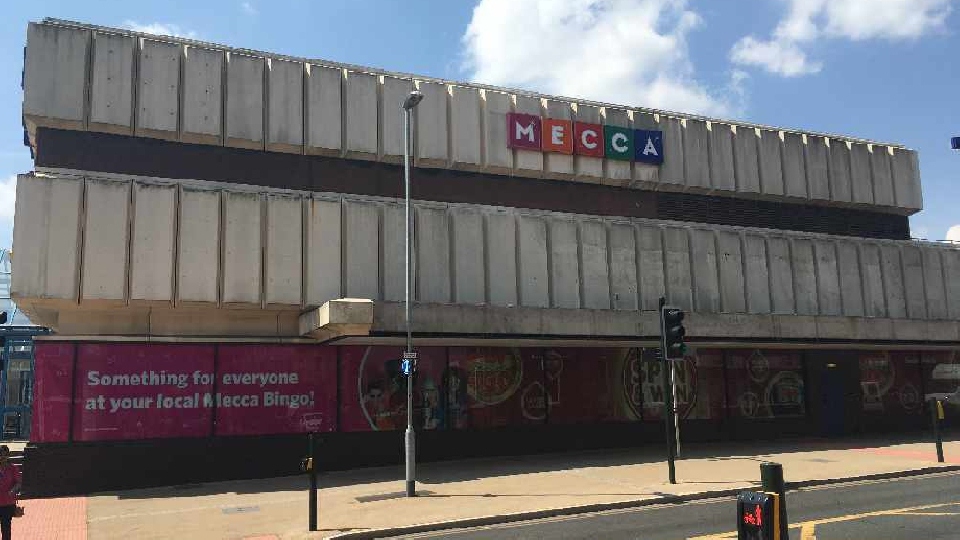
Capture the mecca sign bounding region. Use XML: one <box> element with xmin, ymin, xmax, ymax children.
<box><xmin>506</xmin><ymin>112</ymin><xmax>664</xmax><ymax>165</ymax></box>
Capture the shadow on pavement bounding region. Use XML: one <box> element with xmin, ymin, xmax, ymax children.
<box><xmin>98</xmin><ymin>431</ymin><xmax>959</xmax><ymax>501</ymax></box>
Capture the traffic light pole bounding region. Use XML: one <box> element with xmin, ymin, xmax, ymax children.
<box><xmin>659</xmin><ymin>297</ymin><xmax>677</xmax><ymax>485</ymax></box>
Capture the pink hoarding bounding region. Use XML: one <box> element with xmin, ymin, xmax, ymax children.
<box><xmin>73</xmin><ymin>344</ymin><xmax>215</xmax><ymax>441</ymax></box>
<box><xmin>31</xmin><ymin>343</ymin><xmax>74</xmax><ymax>443</ymax></box>
<box><xmin>214</xmin><ymin>345</ymin><xmax>337</xmax><ymax>436</ymax></box>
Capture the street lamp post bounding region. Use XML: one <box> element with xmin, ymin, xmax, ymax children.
<box><xmin>402</xmin><ymin>89</ymin><xmax>424</xmax><ymax>498</ymax></box>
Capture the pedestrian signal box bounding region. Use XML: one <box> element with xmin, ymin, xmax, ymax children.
<box><xmin>737</xmin><ymin>490</ymin><xmax>780</xmax><ymax>540</ymax></box>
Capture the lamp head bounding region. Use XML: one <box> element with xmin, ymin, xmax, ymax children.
<box><xmin>402</xmin><ymin>90</ymin><xmax>424</xmax><ymax>110</ymax></box>
<box><xmin>952</xmin><ymin>136</ymin><xmax>960</xmax><ymax>150</ymax></box>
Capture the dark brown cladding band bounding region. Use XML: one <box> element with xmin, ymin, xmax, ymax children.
<box><xmin>33</xmin><ymin>128</ymin><xmax>909</xmax><ymax>240</ymax></box>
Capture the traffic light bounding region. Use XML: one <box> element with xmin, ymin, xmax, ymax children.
<box><xmin>661</xmin><ymin>306</ymin><xmax>686</xmax><ymax>359</ymax></box>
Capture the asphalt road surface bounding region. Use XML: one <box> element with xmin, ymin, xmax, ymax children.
<box><xmin>394</xmin><ymin>470</ymin><xmax>960</xmax><ymax>539</ymax></box>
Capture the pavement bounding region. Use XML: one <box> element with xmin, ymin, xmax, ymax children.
<box><xmin>13</xmin><ymin>435</ymin><xmax>960</xmax><ymax>540</ymax></box>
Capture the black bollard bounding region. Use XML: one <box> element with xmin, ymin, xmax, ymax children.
<box><xmin>308</xmin><ymin>433</ymin><xmax>318</xmax><ymax>531</ymax></box>
<box><xmin>760</xmin><ymin>462</ymin><xmax>789</xmax><ymax>540</ymax></box>
<box><xmin>930</xmin><ymin>399</ymin><xmax>945</xmax><ymax>463</ymax></box>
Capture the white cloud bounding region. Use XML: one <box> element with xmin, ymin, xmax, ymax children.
<box><xmin>461</xmin><ymin>0</ymin><xmax>734</xmax><ymax>116</ymax></box>
<box><xmin>947</xmin><ymin>225</ymin><xmax>960</xmax><ymax>243</ymax></box>
<box><xmin>730</xmin><ymin>36</ymin><xmax>821</xmax><ymax>77</ymax></box>
<box><xmin>241</xmin><ymin>2</ymin><xmax>258</xmax><ymax>16</ymax></box>
<box><xmin>731</xmin><ymin>0</ymin><xmax>951</xmax><ymax>76</ymax></box>
<box><xmin>122</xmin><ymin>20</ymin><xmax>198</xmax><ymax>39</ymax></box>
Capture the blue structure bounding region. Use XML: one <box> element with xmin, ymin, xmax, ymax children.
<box><xmin>0</xmin><ymin>249</ymin><xmax>50</xmax><ymax>439</ymax></box>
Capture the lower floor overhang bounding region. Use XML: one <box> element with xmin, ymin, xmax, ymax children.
<box><xmin>17</xmin><ymin>297</ymin><xmax>960</xmax><ymax>349</ymax></box>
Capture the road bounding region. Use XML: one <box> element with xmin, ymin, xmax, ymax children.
<box><xmin>392</xmin><ymin>470</ymin><xmax>960</xmax><ymax>539</ymax></box>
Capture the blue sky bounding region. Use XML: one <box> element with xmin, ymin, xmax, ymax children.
<box><xmin>0</xmin><ymin>0</ymin><xmax>958</xmax><ymax>252</ymax></box>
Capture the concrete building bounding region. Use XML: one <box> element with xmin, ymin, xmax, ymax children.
<box><xmin>12</xmin><ymin>19</ymin><xmax>960</xmax><ymax>494</ymax></box>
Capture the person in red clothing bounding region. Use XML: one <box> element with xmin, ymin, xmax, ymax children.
<box><xmin>0</xmin><ymin>446</ymin><xmax>21</xmax><ymax>540</ymax></box>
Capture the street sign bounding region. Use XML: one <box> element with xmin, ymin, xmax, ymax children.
<box><xmin>401</xmin><ymin>352</ymin><xmax>417</xmax><ymax>376</ymax></box>
<box><xmin>402</xmin><ymin>352</ymin><xmax>418</xmax><ymax>360</ymax></box>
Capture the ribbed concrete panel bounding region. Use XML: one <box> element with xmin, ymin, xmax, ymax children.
<box><xmin>226</xmin><ymin>53</ymin><xmax>264</xmax><ymax>149</ymax></box>
<box><xmin>603</xmin><ymin>108</ymin><xmax>632</xmax><ymax>185</ymax></box>
<box><xmin>850</xmin><ymin>143</ymin><xmax>874</xmax><ymax>204</ymax></box>
<box><xmin>305</xmin><ymin>65</ymin><xmax>342</xmax><ymax>155</ymax></box>
<box><xmin>482</xmin><ymin>90</ymin><xmax>513</xmax><ymax>173</ymax></box>
<box><xmin>543</xmin><ymin>99</ymin><xmax>574</xmax><ymax>178</ymax></box>
<box><xmin>222</xmin><ymin>192</ymin><xmax>262</xmax><ymax>305</ymax></box>
<box><xmin>449</xmin><ymin>86</ymin><xmax>482</xmax><ymax>169</ymax></box>
<box><xmin>11</xmin><ymin>176</ymin><xmax>82</xmax><ymax>300</ymax></box>
<box><xmin>767</xmin><ymin>237</ymin><xmax>795</xmax><ymax>314</ymax></box>
<box><xmin>663</xmin><ymin>227</ymin><xmax>693</xmax><ymax>310</ymax></box>
<box><xmin>609</xmin><ymin>224</ymin><xmax>638</xmax><ymax>311</ymax></box>
<box><xmin>791</xmin><ymin>239</ymin><xmax>817</xmax><ymax>315</ymax></box>
<box><xmin>266</xmin><ymin>59</ymin><xmax>304</xmax><ymax>153</ymax></box>
<box><xmin>580</xmin><ymin>220</ymin><xmax>610</xmax><ymax>310</ymax></box>
<box><xmin>900</xmin><ymin>245</ymin><xmax>927</xmax><ymax>319</ymax></box>
<box><xmin>870</xmin><ymin>145</ymin><xmax>895</xmax><ymax>206</ymax></box>
<box><xmin>485</xmin><ymin>211</ymin><xmax>518</xmax><ymax>306</ymax></box>
<box><xmin>89</xmin><ymin>33</ymin><xmax>134</xmax><ymax>133</ymax></box>
<box><xmin>891</xmin><ymin>148</ymin><xmax>922</xmax><ymax>210</ymax></box>
<box><xmin>716</xmin><ymin>231</ymin><xmax>745</xmax><ymax>313</ymax></box>
<box><xmin>265</xmin><ymin>195</ymin><xmax>302</xmax><ymax>305</ymax></box>
<box><xmin>827</xmin><ymin>139</ymin><xmax>853</xmax><ymax>203</ymax></box>
<box><xmin>836</xmin><ymin>242</ymin><xmax>864</xmax><ymax>317</ymax></box>
<box><xmin>743</xmin><ymin>234</ymin><xmax>771</xmax><ymax>314</ymax></box>
<box><xmin>859</xmin><ymin>244</ymin><xmax>886</xmax><ymax>317</ymax></box>
<box><xmin>380</xmin><ymin>75</ymin><xmax>412</xmax><ymax>161</ymax></box>
<box><xmin>10</xmin><ymin>177</ymin><xmax>46</xmax><ymax>297</ymax></box>
<box><xmin>922</xmin><ymin>247</ymin><xmax>947</xmax><ymax>319</ymax></box>
<box><xmin>182</xmin><ymin>46</ymin><xmax>223</xmax><ymax>144</ymax></box>
<box><xmin>880</xmin><ymin>244</ymin><xmax>907</xmax><ymax>318</ymax></box>
<box><xmin>23</xmin><ymin>23</ymin><xmax>88</xmax><ymax>127</ymax></box>
<box><xmin>549</xmin><ymin>219</ymin><xmax>580</xmax><ymax>309</ymax></box>
<box><xmin>733</xmin><ymin>126</ymin><xmax>761</xmax><ymax>195</ymax></box>
<box><xmin>632</xmin><ymin>112</ymin><xmax>660</xmax><ymax>187</ymax></box>
<box><xmin>574</xmin><ymin>104</ymin><xmax>603</xmax><ymax>180</ymax></box>
<box><xmin>304</xmin><ymin>197</ymin><xmax>341</xmax><ymax>306</ymax></box>
<box><xmin>758</xmin><ymin>129</ymin><xmax>784</xmax><ymax>196</ymax></box>
<box><xmin>416</xmin><ymin>206</ymin><xmax>451</xmax><ymax>302</ymax></box>
<box><xmin>136</xmin><ymin>39</ymin><xmax>180</xmax><ymax>139</ymax></box>
<box><xmin>637</xmin><ymin>225</ymin><xmax>666</xmax><ymax>311</ymax></box>
<box><xmin>690</xmin><ymin>229</ymin><xmax>719</xmax><ymax>312</ymax></box>
<box><xmin>344</xmin><ymin>71</ymin><xmax>378</xmax><ymax>157</ymax></box>
<box><xmin>659</xmin><ymin>117</ymin><xmax>684</xmax><ymax>188</ymax></box>
<box><xmin>343</xmin><ymin>200</ymin><xmax>380</xmax><ymax>299</ymax></box>
<box><xmin>450</xmin><ymin>208</ymin><xmax>484</xmax><ymax>304</ymax></box>
<box><xmin>683</xmin><ymin>119</ymin><xmax>710</xmax><ymax>189</ymax></box>
<box><xmin>782</xmin><ymin>132</ymin><xmax>807</xmax><ymax>199</ymax></box>
<box><xmin>131</xmin><ymin>183</ymin><xmax>175</xmax><ymax>302</ymax></box>
<box><xmin>805</xmin><ymin>136</ymin><xmax>830</xmax><ymax>201</ymax></box>
<box><xmin>518</xmin><ymin>215</ymin><xmax>549</xmax><ymax>308</ymax></box>
<box><xmin>415</xmin><ymin>80</ymin><xmax>449</xmax><ymax>166</ymax></box>
<box><xmin>943</xmin><ymin>250</ymin><xmax>960</xmax><ymax>320</ymax></box>
<box><xmin>177</xmin><ymin>188</ymin><xmax>220</xmax><ymax>303</ymax></box>
<box><xmin>381</xmin><ymin>204</ymin><xmax>406</xmax><ymax>302</ymax></box>
<box><xmin>814</xmin><ymin>241</ymin><xmax>841</xmax><ymax>316</ymax></box>
<box><xmin>513</xmin><ymin>95</ymin><xmax>543</xmax><ymax>177</ymax></box>
<box><xmin>82</xmin><ymin>179</ymin><xmax>130</xmax><ymax>301</ymax></box>
<box><xmin>708</xmin><ymin>123</ymin><xmax>735</xmax><ymax>192</ymax></box>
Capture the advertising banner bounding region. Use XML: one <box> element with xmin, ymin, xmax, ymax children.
<box><xmin>73</xmin><ymin>344</ymin><xmax>216</xmax><ymax>441</ymax></box>
<box><xmin>448</xmin><ymin>347</ymin><xmax>544</xmax><ymax>429</ymax></box>
<box><xmin>30</xmin><ymin>343</ymin><xmax>74</xmax><ymax>443</ymax></box>
<box><xmin>859</xmin><ymin>352</ymin><xmax>922</xmax><ymax>415</ymax></box>
<box><xmin>726</xmin><ymin>350</ymin><xmax>805</xmax><ymax>419</ymax></box>
<box><xmin>213</xmin><ymin>345</ymin><xmax>337</xmax><ymax>436</ymax></box>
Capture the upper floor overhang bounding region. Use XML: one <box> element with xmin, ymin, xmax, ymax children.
<box><xmin>20</xmin><ymin>19</ymin><xmax>923</xmax><ymax>218</ymax></box>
